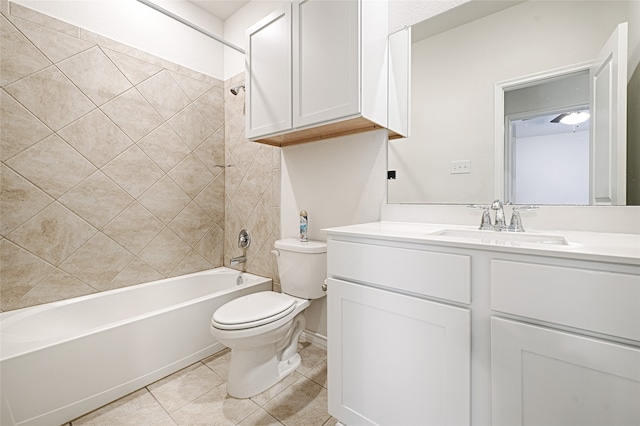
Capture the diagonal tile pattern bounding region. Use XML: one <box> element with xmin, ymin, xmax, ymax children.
<box><xmin>70</xmin><ymin>344</ymin><xmax>336</xmax><ymax>426</ymax></box>
<box><xmin>1</xmin><ymin>3</ymin><xmax>281</xmax><ymax>313</ymax></box>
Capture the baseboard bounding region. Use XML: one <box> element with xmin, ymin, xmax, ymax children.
<box><xmin>300</xmin><ymin>329</ymin><xmax>327</xmax><ymax>350</ymax></box>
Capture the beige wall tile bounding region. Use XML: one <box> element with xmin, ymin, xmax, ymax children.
<box><xmin>138</xmin><ymin>228</ymin><xmax>191</xmax><ymax>277</ymax></box>
<box><xmin>0</xmin><ymin>14</ymin><xmax>50</xmax><ymax>86</ymax></box>
<box><xmin>195</xmin><ymin>86</ymin><xmax>224</xmax><ymax>131</ymax></box>
<box><xmin>0</xmin><ymin>164</ymin><xmax>53</xmax><ymax>236</ymax></box>
<box><xmin>170</xmin><ymin>250</ymin><xmax>214</xmax><ymax>277</ymax></box>
<box><xmin>9</xmin><ymin>2</ymin><xmax>79</xmax><ymax>37</ymax></box>
<box><xmin>7</xmin><ymin>202</ymin><xmax>97</xmax><ymax>266</ymax></box>
<box><xmin>171</xmin><ymin>71</ymin><xmax>213</xmax><ymax>101</ymax></box>
<box><xmin>102</xmin><ymin>47</ymin><xmax>162</xmax><ymax>86</ymax></box>
<box><xmin>0</xmin><ymin>238</ymin><xmax>54</xmax><ymax>311</ymax></box>
<box><xmin>137</xmin><ymin>70</ymin><xmax>190</xmax><ymax>120</ymax></box>
<box><xmin>59</xmin><ymin>171</ymin><xmax>134</xmax><ymax>229</ymax></box>
<box><xmin>59</xmin><ymin>232</ymin><xmax>133</xmax><ymax>290</ymax></box>
<box><xmin>137</xmin><ymin>124</ymin><xmax>190</xmax><ymax>172</ymax></box>
<box><xmin>0</xmin><ymin>89</ymin><xmax>52</xmax><ymax>161</ymax></box>
<box><xmin>138</xmin><ymin>176</ymin><xmax>191</xmax><ymax>224</ymax></box>
<box><xmin>100</xmin><ymin>88</ymin><xmax>163</xmax><ymax>141</ymax></box>
<box><xmin>194</xmin><ymin>176</ymin><xmax>225</xmax><ymax>223</ymax></box>
<box><xmin>168</xmin><ymin>201</ymin><xmax>211</xmax><ymax>248</ymax></box>
<box><xmin>102</xmin><ymin>145</ymin><xmax>164</xmax><ymax>198</ymax></box>
<box><xmin>9</xmin><ymin>15</ymin><xmax>93</xmax><ymax>63</ymax></box>
<box><xmin>104</xmin><ymin>257</ymin><xmax>163</xmax><ymax>292</ymax></box>
<box><xmin>4</xmin><ymin>66</ymin><xmax>94</xmax><ymax>131</ymax></box>
<box><xmin>57</xmin><ymin>46</ymin><xmax>132</xmax><ymax>106</ymax></box>
<box><xmin>103</xmin><ymin>258</ymin><xmax>165</xmax><ymax>291</ymax></box>
<box><xmin>1</xmin><ymin>5</ymin><xmax>282</xmax><ymax>314</ymax></box>
<box><xmin>14</xmin><ymin>268</ymin><xmax>96</xmax><ymax>309</ymax></box>
<box><xmin>194</xmin><ymin>224</ymin><xmax>224</xmax><ymax>266</ymax></box>
<box><xmin>102</xmin><ymin>202</ymin><xmax>164</xmax><ymax>255</ymax></box>
<box><xmin>6</xmin><ymin>134</ymin><xmax>96</xmax><ymax>198</ymax></box>
<box><xmin>168</xmin><ymin>104</ymin><xmax>214</xmax><ymax>149</ymax></box>
<box><xmin>57</xmin><ymin>109</ymin><xmax>133</xmax><ymax>168</ymax></box>
<box><xmin>168</xmin><ymin>153</ymin><xmax>214</xmax><ymax>199</ymax></box>
<box><xmin>194</xmin><ymin>128</ymin><xmax>225</xmax><ymax>173</ymax></box>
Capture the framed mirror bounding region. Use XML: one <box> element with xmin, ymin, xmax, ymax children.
<box><xmin>387</xmin><ymin>0</ymin><xmax>639</xmax><ymax>205</ymax></box>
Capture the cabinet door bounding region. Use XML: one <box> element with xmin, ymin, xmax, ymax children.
<box><xmin>492</xmin><ymin>317</ymin><xmax>640</xmax><ymax>426</ymax></box>
<box><xmin>292</xmin><ymin>0</ymin><xmax>359</xmax><ymax>128</ymax></box>
<box><xmin>327</xmin><ymin>278</ymin><xmax>470</xmax><ymax>426</ymax></box>
<box><xmin>245</xmin><ymin>5</ymin><xmax>291</xmax><ymax>139</ymax></box>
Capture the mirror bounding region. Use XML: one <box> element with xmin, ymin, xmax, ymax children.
<box><xmin>387</xmin><ymin>0</ymin><xmax>639</xmax><ymax>205</ymax></box>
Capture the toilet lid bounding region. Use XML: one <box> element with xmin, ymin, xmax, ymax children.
<box><xmin>212</xmin><ymin>292</ymin><xmax>296</xmax><ymax>330</ymax></box>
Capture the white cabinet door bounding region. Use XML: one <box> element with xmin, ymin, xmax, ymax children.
<box><xmin>245</xmin><ymin>5</ymin><xmax>292</xmax><ymax>139</ymax></box>
<box><xmin>327</xmin><ymin>278</ymin><xmax>470</xmax><ymax>426</ymax></box>
<box><xmin>292</xmin><ymin>0</ymin><xmax>359</xmax><ymax>128</ymax></box>
<box><xmin>492</xmin><ymin>317</ymin><xmax>640</xmax><ymax>426</ymax></box>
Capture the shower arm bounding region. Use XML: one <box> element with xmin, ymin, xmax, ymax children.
<box><xmin>136</xmin><ymin>0</ymin><xmax>245</xmax><ymax>55</ymax></box>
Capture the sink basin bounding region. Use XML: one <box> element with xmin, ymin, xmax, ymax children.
<box><xmin>429</xmin><ymin>229</ymin><xmax>569</xmax><ymax>245</ymax></box>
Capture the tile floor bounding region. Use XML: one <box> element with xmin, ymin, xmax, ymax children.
<box><xmin>67</xmin><ymin>343</ymin><xmax>336</xmax><ymax>426</ymax></box>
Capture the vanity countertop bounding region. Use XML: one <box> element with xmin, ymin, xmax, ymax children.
<box><xmin>324</xmin><ymin>221</ymin><xmax>640</xmax><ymax>266</ymax></box>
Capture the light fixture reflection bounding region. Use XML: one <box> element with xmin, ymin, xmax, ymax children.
<box><xmin>560</xmin><ymin>111</ymin><xmax>590</xmax><ymax>125</ymax></box>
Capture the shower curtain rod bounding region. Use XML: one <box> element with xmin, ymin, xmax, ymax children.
<box><xmin>136</xmin><ymin>0</ymin><xmax>245</xmax><ymax>54</ymax></box>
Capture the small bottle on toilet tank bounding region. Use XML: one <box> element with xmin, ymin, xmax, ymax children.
<box><xmin>299</xmin><ymin>210</ymin><xmax>308</xmax><ymax>242</ymax></box>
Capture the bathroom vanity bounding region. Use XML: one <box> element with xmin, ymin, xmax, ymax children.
<box><xmin>325</xmin><ymin>222</ymin><xmax>640</xmax><ymax>425</ymax></box>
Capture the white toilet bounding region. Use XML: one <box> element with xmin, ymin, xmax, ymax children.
<box><xmin>210</xmin><ymin>238</ymin><xmax>327</xmax><ymax>398</ymax></box>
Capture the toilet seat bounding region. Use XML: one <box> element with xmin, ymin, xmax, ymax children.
<box><xmin>212</xmin><ymin>292</ymin><xmax>296</xmax><ymax>330</ymax></box>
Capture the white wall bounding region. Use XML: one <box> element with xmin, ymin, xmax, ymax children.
<box><xmin>9</xmin><ymin>0</ymin><xmax>225</xmax><ymax>79</ymax></box>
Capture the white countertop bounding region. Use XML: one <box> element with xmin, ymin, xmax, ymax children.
<box><xmin>324</xmin><ymin>221</ymin><xmax>640</xmax><ymax>265</ymax></box>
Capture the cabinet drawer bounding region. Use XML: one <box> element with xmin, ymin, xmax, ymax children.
<box><xmin>491</xmin><ymin>260</ymin><xmax>640</xmax><ymax>341</ymax></box>
<box><xmin>328</xmin><ymin>240</ymin><xmax>470</xmax><ymax>304</ymax></box>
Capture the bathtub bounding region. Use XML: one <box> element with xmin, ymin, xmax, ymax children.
<box><xmin>0</xmin><ymin>267</ymin><xmax>271</xmax><ymax>426</ymax></box>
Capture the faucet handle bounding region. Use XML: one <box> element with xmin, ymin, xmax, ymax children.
<box><xmin>507</xmin><ymin>205</ymin><xmax>539</xmax><ymax>232</ymax></box>
<box><xmin>468</xmin><ymin>204</ymin><xmax>493</xmax><ymax>230</ymax></box>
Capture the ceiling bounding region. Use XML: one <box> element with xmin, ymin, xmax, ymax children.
<box><xmin>188</xmin><ymin>0</ymin><xmax>249</xmax><ymax>20</ymax></box>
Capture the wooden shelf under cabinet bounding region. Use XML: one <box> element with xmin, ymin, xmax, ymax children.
<box><xmin>252</xmin><ymin>116</ymin><xmax>403</xmax><ymax>147</ymax></box>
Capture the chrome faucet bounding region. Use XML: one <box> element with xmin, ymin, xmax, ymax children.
<box><xmin>491</xmin><ymin>199</ymin><xmax>507</xmax><ymax>231</ymax></box>
<box><xmin>230</xmin><ymin>255</ymin><xmax>246</xmax><ymax>266</ymax></box>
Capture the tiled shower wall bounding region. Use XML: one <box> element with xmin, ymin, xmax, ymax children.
<box><xmin>1</xmin><ymin>3</ymin><xmax>281</xmax><ymax>312</ymax></box>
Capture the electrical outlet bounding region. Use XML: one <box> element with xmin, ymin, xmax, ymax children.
<box><xmin>451</xmin><ymin>160</ymin><xmax>471</xmax><ymax>174</ymax></box>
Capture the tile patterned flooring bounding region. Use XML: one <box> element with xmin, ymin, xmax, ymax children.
<box><xmin>68</xmin><ymin>343</ymin><xmax>336</xmax><ymax>426</ymax></box>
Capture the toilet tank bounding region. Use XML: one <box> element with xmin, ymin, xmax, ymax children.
<box><xmin>274</xmin><ymin>238</ymin><xmax>327</xmax><ymax>300</ymax></box>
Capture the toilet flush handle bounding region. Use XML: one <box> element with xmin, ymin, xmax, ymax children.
<box><xmin>322</xmin><ymin>279</ymin><xmax>327</xmax><ymax>292</ymax></box>
<box><xmin>271</xmin><ymin>249</ymin><xmax>279</xmax><ymax>257</ymax></box>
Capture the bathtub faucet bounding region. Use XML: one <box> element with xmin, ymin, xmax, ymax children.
<box><xmin>230</xmin><ymin>255</ymin><xmax>246</xmax><ymax>266</ymax></box>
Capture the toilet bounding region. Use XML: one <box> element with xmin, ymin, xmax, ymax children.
<box><xmin>210</xmin><ymin>238</ymin><xmax>327</xmax><ymax>398</ymax></box>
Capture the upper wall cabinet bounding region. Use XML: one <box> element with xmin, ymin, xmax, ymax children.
<box><xmin>246</xmin><ymin>0</ymin><xmax>406</xmax><ymax>146</ymax></box>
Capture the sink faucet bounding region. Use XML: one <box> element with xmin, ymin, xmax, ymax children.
<box><xmin>230</xmin><ymin>255</ymin><xmax>246</xmax><ymax>266</ymax></box>
<box><xmin>491</xmin><ymin>199</ymin><xmax>507</xmax><ymax>231</ymax></box>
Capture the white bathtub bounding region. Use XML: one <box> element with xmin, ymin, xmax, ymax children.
<box><xmin>0</xmin><ymin>267</ymin><xmax>271</xmax><ymax>426</ymax></box>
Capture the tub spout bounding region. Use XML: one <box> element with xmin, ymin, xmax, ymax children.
<box><xmin>230</xmin><ymin>255</ymin><xmax>246</xmax><ymax>266</ymax></box>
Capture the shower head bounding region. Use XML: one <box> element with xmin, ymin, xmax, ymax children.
<box><xmin>230</xmin><ymin>84</ymin><xmax>245</xmax><ymax>95</ymax></box>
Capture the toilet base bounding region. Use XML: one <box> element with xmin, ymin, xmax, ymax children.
<box><xmin>224</xmin><ymin>312</ymin><xmax>306</xmax><ymax>398</ymax></box>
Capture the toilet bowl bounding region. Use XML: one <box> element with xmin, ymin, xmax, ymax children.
<box><xmin>210</xmin><ymin>238</ymin><xmax>326</xmax><ymax>398</ymax></box>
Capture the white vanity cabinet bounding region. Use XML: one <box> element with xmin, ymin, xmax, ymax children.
<box><xmin>325</xmin><ymin>222</ymin><xmax>640</xmax><ymax>426</ymax></box>
<box><xmin>326</xmin><ymin>239</ymin><xmax>471</xmax><ymax>426</ymax></box>
<box><xmin>490</xmin><ymin>259</ymin><xmax>640</xmax><ymax>426</ymax></box>
<box><xmin>246</xmin><ymin>0</ymin><xmax>403</xmax><ymax>147</ymax></box>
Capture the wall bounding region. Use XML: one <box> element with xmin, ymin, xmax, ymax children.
<box><xmin>1</xmin><ymin>3</ymin><xmax>227</xmax><ymax>311</ymax></box>
<box><xmin>7</xmin><ymin>0</ymin><xmax>225</xmax><ymax>79</ymax></box>
<box><xmin>280</xmin><ymin>131</ymin><xmax>388</xmax><ymax>338</ymax></box>
<box><xmin>223</xmin><ymin>72</ymin><xmax>281</xmax><ymax>284</ymax></box>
